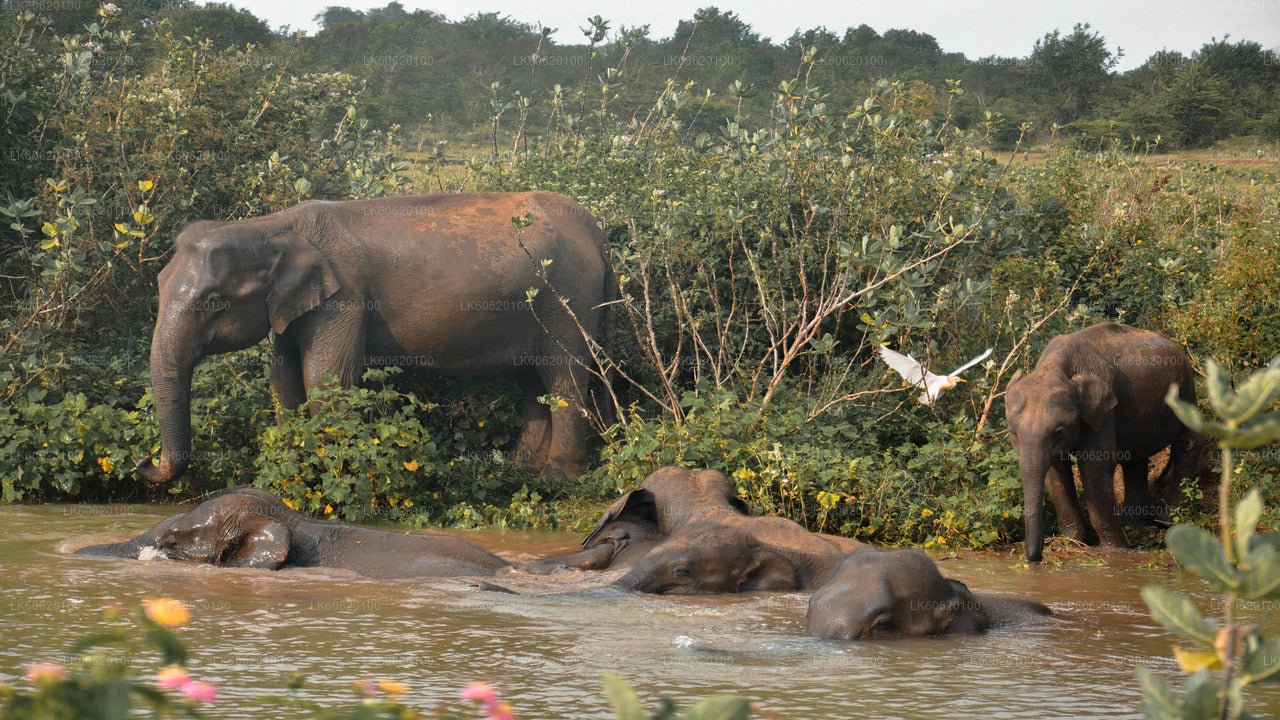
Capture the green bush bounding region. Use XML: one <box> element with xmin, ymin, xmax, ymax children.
<box><xmin>593</xmin><ymin>386</ymin><xmax>1023</xmax><ymax>549</ymax></box>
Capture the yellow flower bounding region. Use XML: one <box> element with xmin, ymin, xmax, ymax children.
<box><xmin>377</xmin><ymin>680</ymin><xmax>407</xmax><ymax>695</ymax></box>
<box><xmin>404</xmin><ymin>459</ymin><xmax>419</xmax><ymax>471</ymax></box>
<box><xmin>143</xmin><ymin>597</ymin><xmax>190</xmax><ymax>628</ymax></box>
<box><xmin>324</xmin><ymin>504</ymin><xmax>333</xmax><ymax>515</ymax></box>
<box><xmin>921</xmin><ymin>508</ymin><xmax>934</xmax><ymax>517</ymax></box>
<box><xmin>97</xmin><ymin>457</ymin><xmax>114</xmax><ymax>472</ymax></box>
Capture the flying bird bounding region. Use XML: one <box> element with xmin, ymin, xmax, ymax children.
<box><xmin>877</xmin><ymin>345</ymin><xmax>993</xmax><ymax>406</ymax></box>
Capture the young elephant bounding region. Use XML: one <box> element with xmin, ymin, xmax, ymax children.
<box><xmin>1006</xmin><ymin>323</ymin><xmax>1204</xmax><ymax>562</ymax></box>
<box><xmin>72</xmin><ymin>487</ymin><xmax>510</xmax><ymax>579</ymax></box>
<box><xmin>532</xmin><ymin>466</ymin><xmax>862</xmax><ymax>574</ymax></box>
<box><xmin>806</xmin><ymin>548</ymin><xmax>1052</xmax><ymax>640</ymax></box>
<box><xmin>610</xmin><ymin>523</ymin><xmax>842</xmax><ymax>594</ymax></box>
<box><xmin>524</xmin><ymin>518</ymin><xmax>662</xmax><ymax>574</ymax></box>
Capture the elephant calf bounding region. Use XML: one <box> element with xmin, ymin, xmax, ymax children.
<box><xmin>526</xmin><ymin>466</ymin><xmax>863</xmax><ymax>574</ymax></box>
<box><xmin>72</xmin><ymin>487</ymin><xmax>511</xmax><ymax>579</ymax></box>
<box><xmin>1006</xmin><ymin>322</ymin><xmax>1204</xmax><ymax>562</ymax></box>
<box><xmin>806</xmin><ymin>548</ymin><xmax>1052</xmax><ymax>640</ymax></box>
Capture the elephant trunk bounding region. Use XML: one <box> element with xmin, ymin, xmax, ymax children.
<box><xmin>1019</xmin><ymin>452</ymin><xmax>1048</xmax><ymax>563</ymax></box>
<box><xmin>135</xmin><ymin>319</ymin><xmax>199</xmax><ymax>484</ymax></box>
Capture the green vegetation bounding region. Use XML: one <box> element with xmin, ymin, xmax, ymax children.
<box><xmin>2</xmin><ymin>3</ymin><xmax>1279</xmax><ymax>553</ymax></box>
<box><xmin>1137</xmin><ymin>360</ymin><xmax>1280</xmax><ymax>719</ymax></box>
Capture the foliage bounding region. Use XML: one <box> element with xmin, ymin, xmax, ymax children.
<box><xmin>0</xmin><ymin>599</ymin><xmax>206</xmax><ymax>720</ymax></box>
<box><xmin>1136</xmin><ymin>360</ymin><xmax>1280</xmax><ymax>719</ymax></box>
<box><xmin>0</xmin><ymin>598</ymin><xmax>749</xmax><ymax>720</ymax></box>
<box><xmin>595</xmin><ymin>386</ymin><xmax>1023</xmax><ymax>549</ymax></box>
<box><xmin>252</xmin><ymin>368</ymin><xmax>559</xmax><ymax>527</ymax></box>
<box><xmin>603</xmin><ymin>672</ymin><xmax>750</xmax><ymax>720</ymax></box>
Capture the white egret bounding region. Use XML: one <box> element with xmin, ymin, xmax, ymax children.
<box><xmin>877</xmin><ymin>345</ymin><xmax>993</xmax><ymax>406</ymax></box>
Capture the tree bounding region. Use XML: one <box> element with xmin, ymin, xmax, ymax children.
<box><xmin>1030</xmin><ymin>23</ymin><xmax>1120</xmax><ymax>122</ymax></box>
<box><xmin>671</xmin><ymin>7</ymin><xmax>761</xmax><ymax>48</ymax></box>
<box><xmin>1162</xmin><ymin>60</ymin><xmax>1234</xmax><ymax>147</ymax></box>
<box><xmin>164</xmin><ymin>3</ymin><xmax>275</xmax><ymax>51</ymax></box>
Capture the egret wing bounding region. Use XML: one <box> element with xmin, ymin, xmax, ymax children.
<box><xmin>878</xmin><ymin>345</ymin><xmax>930</xmax><ymax>389</ymax></box>
<box><xmin>948</xmin><ymin>347</ymin><xmax>993</xmax><ymax>377</ymax></box>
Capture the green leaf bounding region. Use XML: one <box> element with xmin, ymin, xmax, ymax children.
<box><xmin>1141</xmin><ymin>585</ymin><xmax>1217</xmax><ymax>647</ymax></box>
<box><xmin>1223</xmin><ymin>413</ymin><xmax>1280</xmax><ymax>449</ymax></box>
<box><xmin>681</xmin><ymin>695</ymin><xmax>752</xmax><ymax>720</ymax></box>
<box><xmin>1134</xmin><ymin>666</ymin><xmax>1180</xmax><ymax>720</ymax></box>
<box><xmin>1235</xmin><ymin>489</ymin><xmax>1264</xmax><ymax>561</ymax></box>
<box><xmin>1239</xmin><ymin>637</ymin><xmax>1280</xmax><ymax>684</ymax></box>
<box><xmin>1166</xmin><ymin>525</ymin><xmax>1241</xmax><ymax>592</ymax></box>
<box><xmin>145</xmin><ymin>625</ymin><xmax>188</xmax><ymax>665</ymax></box>
<box><xmin>1165</xmin><ymin>387</ymin><xmax>1206</xmax><ymax>434</ymax></box>
<box><xmin>602</xmin><ymin>672</ymin><xmax>646</xmax><ymax>720</ymax></box>
<box><xmin>1219</xmin><ymin>363</ymin><xmax>1280</xmax><ymax>425</ymax></box>
<box><xmin>1240</xmin><ymin>544</ymin><xmax>1280</xmax><ymax>600</ymax></box>
<box><xmin>1181</xmin><ymin>670</ymin><xmax>1221</xmax><ymax>720</ymax></box>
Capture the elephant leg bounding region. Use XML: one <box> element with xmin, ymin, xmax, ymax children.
<box><xmin>1080</xmin><ymin>457</ymin><xmax>1129</xmax><ymax>548</ymax></box>
<box><xmin>293</xmin><ymin>310</ymin><xmax>367</xmax><ymax>402</ymax></box>
<box><xmin>538</xmin><ymin>360</ymin><xmax>589</xmax><ymax>479</ymax></box>
<box><xmin>1044</xmin><ymin>458</ymin><xmax>1086</xmax><ymax>544</ymax></box>
<box><xmin>1167</xmin><ymin>428</ymin><xmax>1205</xmax><ymax>489</ymax></box>
<box><xmin>511</xmin><ymin>371</ymin><xmax>551</xmax><ymax>472</ymax></box>
<box><xmin>1119</xmin><ymin>457</ymin><xmax>1165</xmax><ymax>526</ymax></box>
<box><xmin>269</xmin><ymin>333</ymin><xmax>307</xmax><ymax>412</ymax></box>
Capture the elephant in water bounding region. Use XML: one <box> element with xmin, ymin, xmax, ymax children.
<box><xmin>610</xmin><ymin>523</ymin><xmax>843</xmax><ymax>594</ymax></box>
<box><xmin>806</xmin><ymin>547</ymin><xmax>1052</xmax><ymax>640</ymax></box>
<box><xmin>72</xmin><ymin>487</ymin><xmax>510</xmax><ymax>579</ymax></box>
<box><xmin>137</xmin><ymin>192</ymin><xmax>614</xmax><ymax>484</ymax></box>
<box><xmin>526</xmin><ymin>466</ymin><xmax>862</xmax><ymax>574</ymax></box>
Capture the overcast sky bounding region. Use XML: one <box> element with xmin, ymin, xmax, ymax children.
<box><xmin>226</xmin><ymin>0</ymin><xmax>1279</xmax><ymax>71</ymax></box>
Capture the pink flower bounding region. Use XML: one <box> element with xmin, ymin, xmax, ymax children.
<box><xmin>181</xmin><ymin>680</ymin><xmax>218</xmax><ymax>705</ymax></box>
<box><xmin>461</xmin><ymin>682</ymin><xmax>498</xmax><ymax>706</ymax></box>
<box><xmin>156</xmin><ymin>666</ymin><xmax>189</xmax><ymax>690</ymax></box>
<box><xmin>156</xmin><ymin>666</ymin><xmax>216</xmax><ymax>704</ymax></box>
<box><xmin>24</xmin><ymin>662</ymin><xmax>66</xmax><ymax>685</ymax></box>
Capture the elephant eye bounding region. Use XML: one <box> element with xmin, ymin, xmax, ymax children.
<box><xmin>870</xmin><ymin>615</ymin><xmax>898</xmax><ymax>635</ymax></box>
<box><xmin>672</xmin><ymin>565</ymin><xmax>692</xmax><ymax>579</ymax></box>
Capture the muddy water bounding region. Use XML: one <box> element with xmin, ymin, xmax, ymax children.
<box><xmin>3</xmin><ymin>505</ymin><xmax>1279</xmax><ymax>719</ymax></box>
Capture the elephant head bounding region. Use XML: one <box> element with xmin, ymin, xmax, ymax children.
<box><xmin>583</xmin><ymin>467</ymin><xmax>750</xmax><ymax>546</ymax></box>
<box><xmin>75</xmin><ymin>488</ymin><xmax>293</xmax><ymax>569</ymax></box>
<box><xmin>1005</xmin><ymin>366</ymin><xmax>1117</xmax><ymax>562</ymax></box>
<box><xmin>137</xmin><ymin>220</ymin><xmax>339</xmax><ymax>483</ymax></box>
<box><xmin>612</xmin><ymin>524</ymin><xmax>804</xmax><ymax>594</ymax></box>
<box><xmin>806</xmin><ymin>548</ymin><xmax>993</xmax><ymax>640</ymax></box>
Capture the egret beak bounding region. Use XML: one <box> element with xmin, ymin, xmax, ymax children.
<box><xmin>954</xmin><ymin>378</ymin><xmax>967</xmax><ymax>383</ymax></box>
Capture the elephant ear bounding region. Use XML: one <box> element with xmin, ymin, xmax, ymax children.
<box><xmin>944</xmin><ymin>579</ymin><xmax>991</xmax><ymax>634</ymax></box>
<box><xmin>582</xmin><ymin>489</ymin><xmax>656</xmax><ymax>548</ymax></box>
<box><xmin>266</xmin><ymin>232</ymin><xmax>340</xmax><ymax>334</ymax></box>
<box><xmin>222</xmin><ymin>514</ymin><xmax>290</xmax><ymax>569</ymax></box>
<box><xmin>741</xmin><ymin>547</ymin><xmax>801</xmax><ymax>591</ymax></box>
<box><xmin>1072</xmin><ymin>372</ymin><xmax>1117</xmax><ymax>431</ymax></box>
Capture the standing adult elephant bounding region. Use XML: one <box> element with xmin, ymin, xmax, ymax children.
<box><xmin>1006</xmin><ymin>323</ymin><xmax>1203</xmax><ymax>562</ymax></box>
<box><xmin>136</xmin><ymin>192</ymin><xmax>614</xmax><ymax>483</ymax></box>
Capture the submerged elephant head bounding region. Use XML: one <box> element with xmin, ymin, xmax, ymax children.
<box><xmin>137</xmin><ymin>220</ymin><xmax>339</xmax><ymax>483</ymax></box>
<box><xmin>612</xmin><ymin>523</ymin><xmax>808</xmax><ymax>594</ymax></box>
<box><xmin>74</xmin><ymin>488</ymin><xmax>294</xmax><ymax>569</ymax></box>
<box><xmin>1005</xmin><ymin>367</ymin><xmax>1116</xmax><ymax>563</ymax></box>
<box><xmin>807</xmin><ymin>548</ymin><xmax>998</xmax><ymax>640</ymax></box>
<box><xmin>584</xmin><ymin>467</ymin><xmax>750</xmax><ymax>547</ymax></box>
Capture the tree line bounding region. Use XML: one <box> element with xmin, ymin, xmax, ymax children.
<box><xmin>18</xmin><ymin>0</ymin><xmax>1273</xmax><ymax>149</ymax></box>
